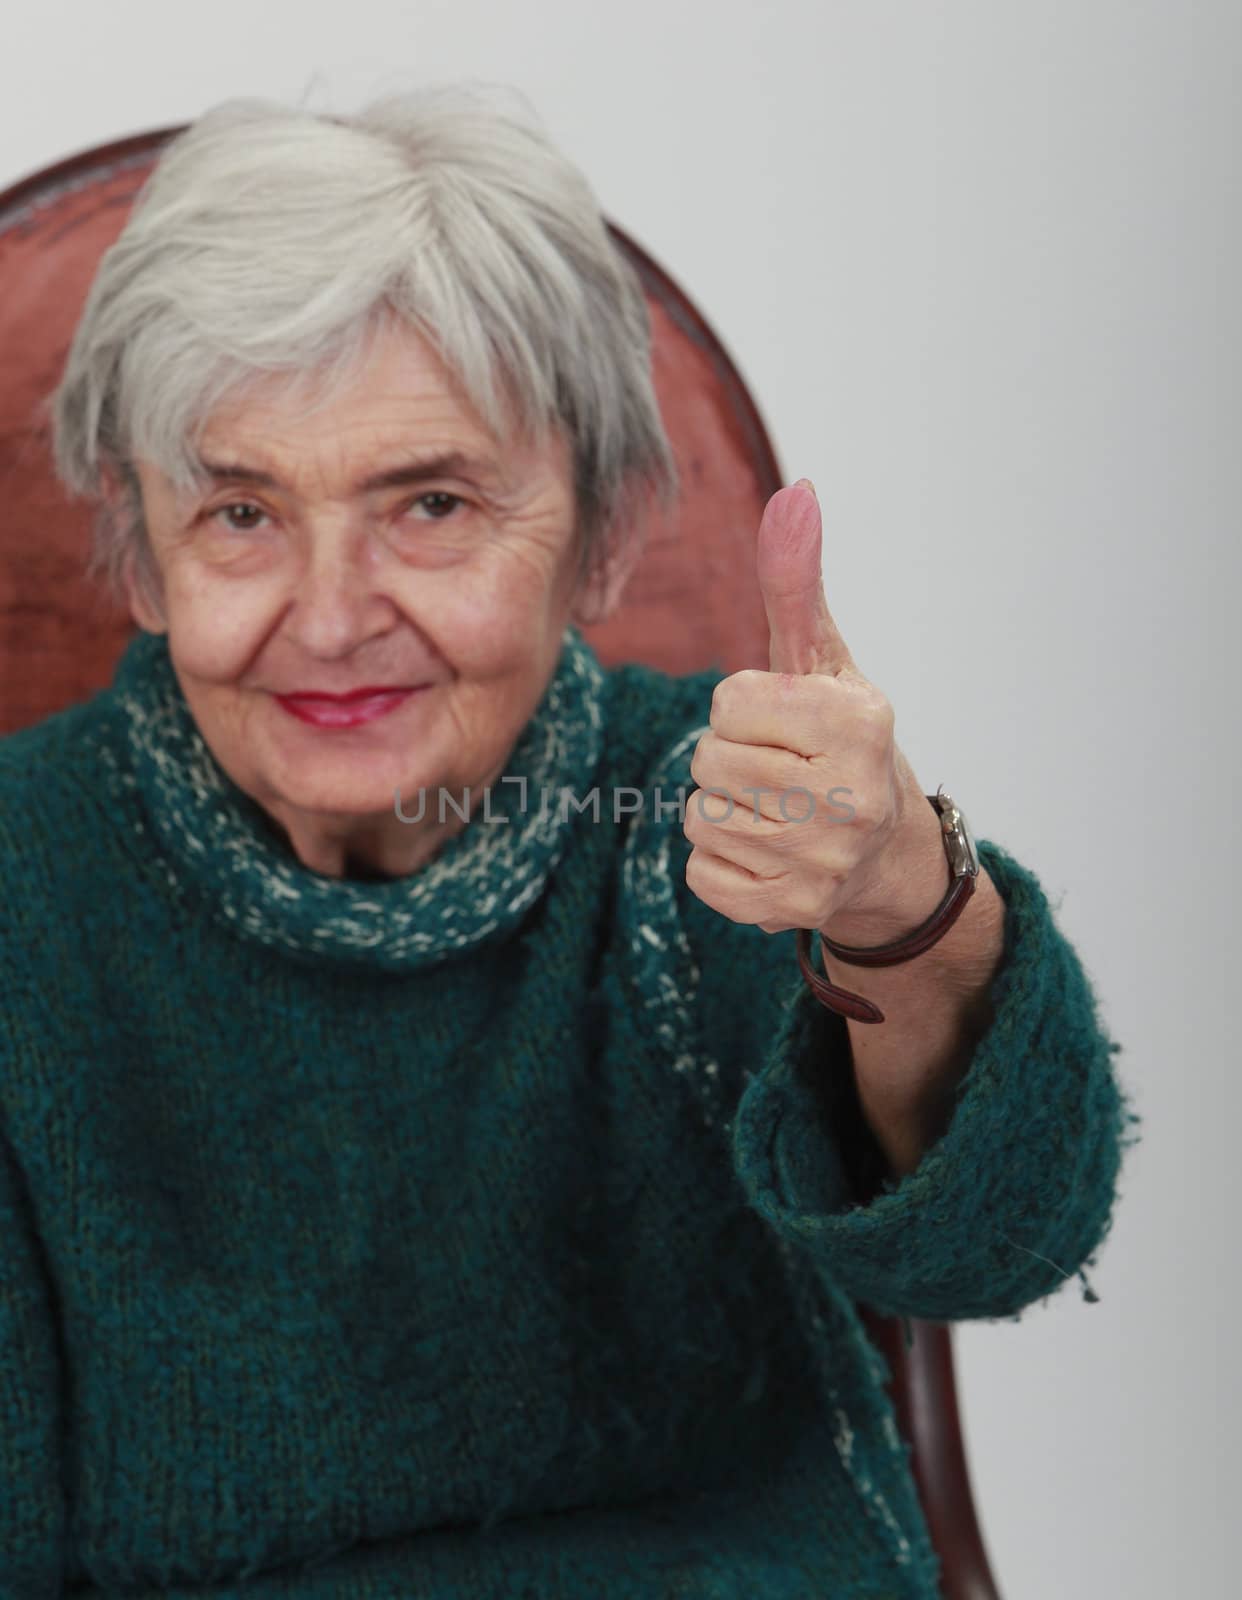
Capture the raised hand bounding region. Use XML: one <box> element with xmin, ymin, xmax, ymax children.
<box><xmin>682</xmin><ymin>477</ymin><xmax>938</xmax><ymax>942</ymax></box>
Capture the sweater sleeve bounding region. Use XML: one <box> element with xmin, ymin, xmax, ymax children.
<box><xmin>721</xmin><ymin>836</ymin><xmax>1141</xmax><ymax>1322</ymax></box>
<box><xmin>615</xmin><ymin>673</ymin><xmax>1140</xmax><ymax>1325</ymax></box>
<box><xmin>0</xmin><ymin>803</ymin><xmax>69</xmax><ymax>1595</ymax></box>
<box><xmin>0</xmin><ymin>1121</ymin><xmax>67</xmax><ymax>1595</ymax></box>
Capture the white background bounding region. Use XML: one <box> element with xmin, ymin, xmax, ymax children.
<box><xmin>3</xmin><ymin>3</ymin><xmax>1236</xmax><ymax>1594</ymax></box>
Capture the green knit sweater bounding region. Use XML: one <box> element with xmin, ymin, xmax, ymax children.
<box><xmin>0</xmin><ymin>623</ymin><xmax>1137</xmax><ymax>1599</ymax></box>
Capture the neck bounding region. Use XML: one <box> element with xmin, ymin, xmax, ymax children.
<box><xmin>259</xmin><ymin>763</ymin><xmax>511</xmax><ymax>883</ymax></box>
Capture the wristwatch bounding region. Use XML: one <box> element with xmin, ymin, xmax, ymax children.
<box><xmin>795</xmin><ymin>785</ymin><xmax>981</xmax><ymax>1025</ymax></box>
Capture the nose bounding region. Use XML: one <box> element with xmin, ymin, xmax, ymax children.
<box><xmin>284</xmin><ymin>534</ymin><xmax>398</xmax><ymax>661</ymax></box>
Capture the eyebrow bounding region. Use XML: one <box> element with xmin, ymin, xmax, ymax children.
<box><xmin>192</xmin><ymin>450</ymin><xmax>498</xmax><ymax>495</ymax></box>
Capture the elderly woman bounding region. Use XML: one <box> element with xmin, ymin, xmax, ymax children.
<box><xmin>0</xmin><ymin>85</ymin><xmax>1133</xmax><ymax>1598</ymax></box>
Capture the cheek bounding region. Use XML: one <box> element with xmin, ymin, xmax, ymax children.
<box><xmin>395</xmin><ymin>561</ymin><xmax>567</xmax><ymax>676</ymax></box>
<box><xmin>164</xmin><ymin>577</ymin><xmax>280</xmax><ymax>685</ymax></box>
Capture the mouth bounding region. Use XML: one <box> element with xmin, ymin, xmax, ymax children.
<box><xmin>274</xmin><ymin>687</ymin><xmax>429</xmax><ymax>729</ymax></box>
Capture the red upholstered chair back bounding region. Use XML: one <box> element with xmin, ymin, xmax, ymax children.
<box><xmin>0</xmin><ymin>129</ymin><xmax>1000</xmax><ymax>1600</ymax></box>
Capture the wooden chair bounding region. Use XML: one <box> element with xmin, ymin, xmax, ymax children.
<box><xmin>0</xmin><ymin>129</ymin><xmax>1002</xmax><ymax>1600</ymax></box>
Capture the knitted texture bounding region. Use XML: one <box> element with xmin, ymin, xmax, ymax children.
<box><xmin>0</xmin><ymin>624</ymin><xmax>1140</xmax><ymax>1599</ymax></box>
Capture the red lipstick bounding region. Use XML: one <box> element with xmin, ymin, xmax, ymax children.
<box><xmin>275</xmin><ymin>686</ymin><xmax>426</xmax><ymax>729</ymax></box>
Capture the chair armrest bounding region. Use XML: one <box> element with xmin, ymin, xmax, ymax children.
<box><xmin>857</xmin><ymin>1306</ymin><xmax>1002</xmax><ymax>1600</ymax></box>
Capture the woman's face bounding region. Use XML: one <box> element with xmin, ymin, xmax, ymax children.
<box><xmin>124</xmin><ymin>319</ymin><xmax>597</xmax><ymax>880</ymax></box>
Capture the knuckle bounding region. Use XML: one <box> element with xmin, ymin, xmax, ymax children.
<box><xmin>684</xmin><ymin>845</ymin><xmax>709</xmax><ymax>889</ymax></box>
<box><xmin>863</xmin><ymin>690</ymin><xmax>895</xmax><ymax>741</ymax></box>
<box><xmin>849</xmin><ymin>789</ymin><xmax>887</xmax><ymax>831</ymax></box>
<box><xmin>688</xmin><ymin>731</ymin><xmax>718</xmax><ymax>786</ymax></box>
<box><xmin>712</xmin><ymin>669</ymin><xmax>761</xmax><ymax>721</ymax></box>
<box><xmin>683</xmin><ymin>799</ymin><xmax>708</xmax><ymax>842</ymax></box>
<box><xmin>870</xmin><ymin>691</ymin><xmax>896</xmax><ymax>732</ymax></box>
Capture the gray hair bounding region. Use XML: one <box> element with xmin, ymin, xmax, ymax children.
<box><xmin>47</xmin><ymin>81</ymin><xmax>679</xmax><ymax>620</ymax></box>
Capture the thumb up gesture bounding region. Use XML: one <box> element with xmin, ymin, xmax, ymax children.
<box><xmin>683</xmin><ymin>478</ymin><xmax>942</xmax><ymax>943</ymax></box>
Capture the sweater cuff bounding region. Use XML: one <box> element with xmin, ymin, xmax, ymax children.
<box><xmin>729</xmin><ymin>838</ymin><xmax>1140</xmax><ymax>1323</ymax></box>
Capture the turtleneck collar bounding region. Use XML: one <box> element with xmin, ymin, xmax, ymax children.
<box><xmin>109</xmin><ymin>625</ymin><xmax>607</xmax><ymax>973</ymax></box>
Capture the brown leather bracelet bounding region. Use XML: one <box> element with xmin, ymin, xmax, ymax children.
<box><xmin>795</xmin><ymin>788</ymin><xmax>980</xmax><ymax>1025</ymax></box>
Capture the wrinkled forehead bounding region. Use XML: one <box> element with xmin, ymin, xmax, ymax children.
<box><xmin>157</xmin><ymin>315</ymin><xmax>512</xmax><ymax>490</ymax></box>
<box><xmin>177</xmin><ymin>445</ymin><xmax>514</xmax><ymax>506</ymax></box>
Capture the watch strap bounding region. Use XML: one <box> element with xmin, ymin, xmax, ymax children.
<box><xmin>794</xmin><ymin>790</ymin><xmax>979</xmax><ymax>1025</ymax></box>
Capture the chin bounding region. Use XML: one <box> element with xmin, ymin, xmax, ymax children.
<box><xmin>254</xmin><ymin>757</ymin><xmax>416</xmax><ymax>822</ymax></box>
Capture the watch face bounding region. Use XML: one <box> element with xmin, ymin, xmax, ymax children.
<box><xmin>959</xmin><ymin>809</ymin><xmax>980</xmax><ymax>877</ymax></box>
<box><xmin>939</xmin><ymin>793</ymin><xmax>980</xmax><ymax>878</ymax></box>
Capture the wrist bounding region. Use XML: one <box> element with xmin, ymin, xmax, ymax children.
<box><xmin>819</xmin><ymin>789</ymin><xmax>949</xmax><ymax>947</ymax></box>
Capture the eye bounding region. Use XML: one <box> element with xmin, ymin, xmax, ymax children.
<box><xmin>406</xmin><ymin>492</ymin><xmax>465</xmax><ymax>521</ymax></box>
<box><xmin>204</xmin><ymin>492</ymin><xmax>468</xmax><ymax>534</ymax></box>
<box><xmin>209</xmin><ymin>501</ymin><xmax>269</xmax><ymax>533</ymax></box>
